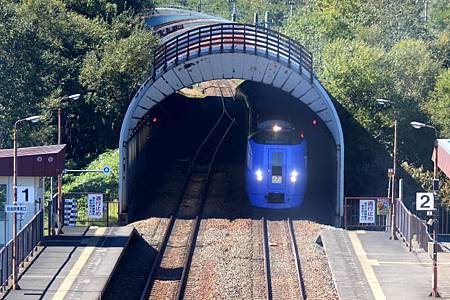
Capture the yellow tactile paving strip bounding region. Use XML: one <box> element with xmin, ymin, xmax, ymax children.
<box><xmin>348</xmin><ymin>231</ymin><xmax>386</xmax><ymax>300</ymax></box>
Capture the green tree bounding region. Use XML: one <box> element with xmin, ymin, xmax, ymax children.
<box><xmin>63</xmin><ymin>149</ymin><xmax>119</xmax><ymax>200</ymax></box>
<box><xmin>79</xmin><ymin>26</ymin><xmax>158</xmax><ymax>156</ymax></box>
<box><xmin>283</xmin><ymin>5</ymin><xmax>354</xmax><ymax>59</ymax></box>
<box><xmin>0</xmin><ymin>0</ymin><xmax>159</xmax><ymax>166</ymax></box>
<box><xmin>426</xmin><ymin>69</ymin><xmax>450</xmax><ymax>137</ymax></box>
<box><xmin>430</xmin><ymin>0</ymin><xmax>450</xmax><ymax>31</ymax></box>
<box><xmin>62</xmin><ymin>0</ymin><xmax>146</xmax><ymax>20</ymax></box>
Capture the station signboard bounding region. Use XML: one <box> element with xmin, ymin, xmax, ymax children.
<box><xmin>88</xmin><ymin>193</ymin><xmax>103</xmax><ymax>219</ymax></box>
<box><xmin>359</xmin><ymin>199</ymin><xmax>376</xmax><ymax>224</ymax></box>
<box><xmin>5</xmin><ymin>204</ymin><xmax>27</xmax><ymax>213</ymax></box>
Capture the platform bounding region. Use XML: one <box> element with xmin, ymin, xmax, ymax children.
<box><xmin>321</xmin><ymin>229</ymin><xmax>450</xmax><ymax>300</ymax></box>
<box><xmin>2</xmin><ymin>226</ymin><xmax>133</xmax><ymax>300</ymax></box>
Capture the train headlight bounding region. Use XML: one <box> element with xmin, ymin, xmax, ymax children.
<box><xmin>290</xmin><ymin>170</ymin><xmax>298</xmax><ymax>183</ymax></box>
<box><xmin>273</xmin><ymin>124</ymin><xmax>282</xmax><ymax>132</ymax></box>
<box><xmin>255</xmin><ymin>169</ymin><xmax>263</xmax><ymax>182</ymax></box>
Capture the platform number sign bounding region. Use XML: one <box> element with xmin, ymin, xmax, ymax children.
<box><xmin>17</xmin><ymin>186</ymin><xmax>34</xmax><ymax>203</ymax></box>
<box><xmin>416</xmin><ymin>192</ymin><xmax>435</xmax><ymax>211</ymax></box>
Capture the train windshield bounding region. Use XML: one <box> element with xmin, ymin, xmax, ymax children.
<box><xmin>251</xmin><ymin>129</ymin><xmax>302</xmax><ymax>145</ymax></box>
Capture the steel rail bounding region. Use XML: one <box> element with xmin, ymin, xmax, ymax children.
<box><xmin>140</xmin><ymin>86</ymin><xmax>235</xmax><ymax>299</ymax></box>
<box><xmin>262</xmin><ymin>217</ymin><xmax>273</xmax><ymax>300</ymax></box>
<box><xmin>138</xmin><ymin>161</ymin><xmax>192</xmax><ymax>300</ymax></box>
<box><xmin>287</xmin><ymin>218</ymin><xmax>307</xmax><ymax>299</ymax></box>
<box><xmin>176</xmin><ymin>116</ymin><xmax>235</xmax><ymax>299</ymax></box>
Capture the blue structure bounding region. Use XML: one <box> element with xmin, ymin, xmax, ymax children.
<box><xmin>246</xmin><ymin>121</ymin><xmax>307</xmax><ymax>208</ymax></box>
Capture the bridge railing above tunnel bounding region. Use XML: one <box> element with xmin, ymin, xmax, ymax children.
<box><xmin>152</xmin><ymin>23</ymin><xmax>313</xmax><ymax>83</ymax></box>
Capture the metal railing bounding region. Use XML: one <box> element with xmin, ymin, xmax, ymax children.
<box><xmin>344</xmin><ymin>197</ymin><xmax>390</xmax><ymax>230</ymax></box>
<box><xmin>396</xmin><ymin>200</ymin><xmax>432</xmax><ymax>252</ymax></box>
<box><xmin>0</xmin><ymin>209</ymin><xmax>44</xmax><ymax>291</ymax></box>
<box><xmin>63</xmin><ymin>193</ymin><xmax>119</xmax><ymax>227</ymax></box>
<box><xmin>414</xmin><ymin>202</ymin><xmax>450</xmax><ymax>236</ymax></box>
<box><xmin>152</xmin><ymin>23</ymin><xmax>313</xmax><ymax>82</ymax></box>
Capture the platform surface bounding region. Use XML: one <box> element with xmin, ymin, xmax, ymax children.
<box><xmin>322</xmin><ymin>229</ymin><xmax>450</xmax><ymax>300</ymax></box>
<box><xmin>2</xmin><ymin>226</ymin><xmax>133</xmax><ymax>300</ymax></box>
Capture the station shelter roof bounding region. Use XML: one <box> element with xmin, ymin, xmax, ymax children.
<box><xmin>141</xmin><ymin>7</ymin><xmax>227</xmax><ymax>30</ymax></box>
<box><xmin>0</xmin><ymin>144</ymin><xmax>66</xmax><ymax>177</ymax></box>
<box><xmin>434</xmin><ymin>139</ymin><xmax>450</xmax><ymax>178</ymax></box>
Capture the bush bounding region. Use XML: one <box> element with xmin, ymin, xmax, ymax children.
<box><xmin>63</xmin><ymin>149</ymin><xmax>119</xmax><ymax>200</ymax></box>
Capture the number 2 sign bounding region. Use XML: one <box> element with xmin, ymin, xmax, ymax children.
<box><xmin>416</xmin><ymin>192</ymin><xmax>435</xmax><ymax>211</ymax></box>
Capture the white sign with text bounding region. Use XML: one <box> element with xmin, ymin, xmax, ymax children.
<box><xmin>88</xmin><ymin>193</ymin><xmax>103</xmax><ymax>219</ymax></box>
<box><xmin>359</xmin><ymin>199</ymin><xmax>376</xmax><ymax>224</ymax></box>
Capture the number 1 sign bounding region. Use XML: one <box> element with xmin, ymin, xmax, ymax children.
<box><xmin>416</xmin><ymin>192</ymin><xmax>435</xmax><ymax>211</ymax></box>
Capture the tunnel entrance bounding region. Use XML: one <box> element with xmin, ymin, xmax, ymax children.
<box><xmin>119</xmin><ymin>22</ymin><xmax>344</xmax><ymax>225</ymax></box>
<box><xmin>125</xmin><ymin>79</ymin><xmax>337</xmax><ymax>224</ymax></box>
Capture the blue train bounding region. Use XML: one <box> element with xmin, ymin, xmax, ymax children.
<box><xmin>246</xmin><ymin>120</ymin><xmax>307</xmax><ymax>208</ymax></box>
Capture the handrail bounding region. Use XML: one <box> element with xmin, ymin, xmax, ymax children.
<box><xmin>396</xmin><ymin>199</ymin><xmax>432</xmax><ymax>252</ymax></box>
<box><xmin>151</xmin><ymin>23</ymin><xmax>314</xmax><ymax>83</ymax></box>
<box><xmin>130</xmin><ymin>23</ymin><xmax>314</xmax><ymax>140</ymax></box>
<box><xmin>0</xmin><ymin>209</ymin><xmax>44</xmax><ymax>291</ymax></box>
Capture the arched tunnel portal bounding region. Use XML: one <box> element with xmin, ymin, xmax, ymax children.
<box><xmin>119</xmin><ymin>9</ymin><xmax>344</xmax><ymax>224</ymax></box>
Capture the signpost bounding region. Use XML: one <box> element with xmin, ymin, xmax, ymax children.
<box><xmin>102</xmin><ymin>165</ymin><xmax>112</xmax><ymax>176</ymax></box>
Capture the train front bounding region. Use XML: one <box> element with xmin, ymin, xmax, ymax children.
<box><xmin>246</xmin><ymin>121</ymin><xmax>307</xmax><ymax>209</ymax></box>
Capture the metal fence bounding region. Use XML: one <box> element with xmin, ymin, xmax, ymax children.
<box><xmin>414</xmin><ymin>202</ymin><xmax>450</xmax><ymax>236</ymax></box>
<box><xmin>63</xmin><ymin>193</ymin><xmax>119</xmax><ymax>227</ymax></box>
<box><xmin>344</xmin><ymin>197</ymin><xmax>390</xmax><ymax>230</ymax></box>
<box><xmin>0</xmin><ymin>209</ymin><xmax>43</xmax><ymax>291</ymax></box>
<box><xmin>153</xmin><ymin>23</ymin><xmax>314</xmax><ymax>82</ymax></box>
<box><xmin>395</xmin><ymin>199</ymin><xmax>432</xmax><ymax>252</ymax></box>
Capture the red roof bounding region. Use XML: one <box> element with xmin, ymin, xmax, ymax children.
<box><xmin>433</xmin><ymin>139</ymin><xmax>450</xmax><ymax>179</ymax></box>
<box><xmin>0</xmin><ymin>145</ymin><xmax>66</xmax><ymax>177</ymax></box>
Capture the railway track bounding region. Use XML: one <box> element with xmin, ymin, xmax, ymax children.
<box><xmin>140</xmin><ymin>86</ymin><xmax>235</xmax><ymax>300</ymax></box>
<box><xmin>263</xmin><ymin>218</ymin><xmax>307</xmax><ymax>300</ymax></box>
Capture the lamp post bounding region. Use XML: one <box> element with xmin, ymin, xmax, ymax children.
<box><xmin>410</xmin><ymin>121</ymin><xmax>440</xmax><ymax>298</ymax></box>
<box><xmin>376</xmin><ymin>98</ymin><xmax>398</xmax><ymax>240</ymax></box>
<box><xmin>12</xmin><ymin>115</ymin><xmax>42</xmax><ymax>290</ymax></box>
<box><xmin>55</xmin><ymin>94</ymin><xmax>80</xmax><ymax>234</ymax></box>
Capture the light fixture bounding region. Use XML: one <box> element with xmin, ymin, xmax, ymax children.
<box><xmin>410</xmin><ymin>121</ymin><xmax>426</xmax><ymax>129</ymax></box>
<box><xmin>273</xmin><ymin>124</ymin><xmax>282</xmax><ymax>132</ymax></box>
<box><xmin>24</xmin><ymin>115</ymin><xmax>42</xmax><ymax>123</ymax></box>
<box><xmin>68</xmin><ymin>94</ymin><xmax>81</xmax><ymax>100</ymax></box>
<box><xmin>376</xmin><ymin>98</ymin><xmax>392</xmax><ymax>105</ymax></box>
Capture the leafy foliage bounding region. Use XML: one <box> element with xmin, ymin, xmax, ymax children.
<box><xmin>63</xmin><ymin>149</ymin><xmax>119</xmax><ymax>200</ymax></box>
<box><xmin>1</xmin><ymin>0</ymin><xmax>449</xmax><ymax>204</ymax></box>
<box><xmin>426</xmin><ymin>70</ymin><xmax>450</xmax><ymax>138</ymax></box>
<box><xmin>0</xmin><ymin>0</ymin><xmax>158</xmax><ymax>165</ymax></box>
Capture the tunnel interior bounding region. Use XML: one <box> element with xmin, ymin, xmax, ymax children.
<box><xmin>127</xmin><ymin>79</ymin><xmax>337</xmax><ymax>224</ymax></box>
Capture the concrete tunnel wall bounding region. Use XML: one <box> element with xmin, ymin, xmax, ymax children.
<box><xmin>119</xmin><ymin>51</ymin><xmax>345</xmax><ymax>221</ymax></box>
